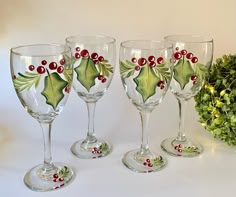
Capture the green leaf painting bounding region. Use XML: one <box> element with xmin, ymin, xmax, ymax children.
<box><xmin>173</xmin><ymin>59</ymin><xmax>195</xmax><ymax>89</ymax></box>
<box><xmin>97</xmin><ymin>61</ymin><xmax>113</xmax><ymax>78</ymax></box>
<box><xmin>134</xmin><ymin>65</ymin><xmax>160</xmax><ymax>102</ymax></box>
<box><xmin>13</xmin><ymin>72</ymin><xmax>41</xmax><ymax>92</ymax></box>
<box><xmin>74</xmin><ymin>57</ymin><xmax>99</xmax><ymax>91</ymax></box>
<box><xmin>120</xmin><ymin>60</ymin><xmax>135</xmax><ymax>78</ymax></box>
<box><xmin>42</xmin><ymin>72</ymin><xmax>68</xmax><ymax>110</ymax></box>
<box><xmin>154</xmin><ymin>64</ymin><xmax>171</xmax><ymax>81</ymax></box>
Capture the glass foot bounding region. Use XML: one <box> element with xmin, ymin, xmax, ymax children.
<box><xmin>24</xmin><ymin>162</ymin><xmax>74</xmax><ymax>192</ymax></box>
<box><xmin>122</xmin><ymin>149</ymin><xmax>167</xmax><ymax>173</ymax></box>
<box><xmin>161</xmin><ymin>137</ymin><xmax>203</xmax><ymax>157</ymax></box>
<box><xmin>71</xmin><ymin>139</ymin><xmax>111</xmax><ymax>159</ymax></box>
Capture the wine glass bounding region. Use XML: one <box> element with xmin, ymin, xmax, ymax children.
<box><xmin>10</xmin><ymin>44</ymin><xmax>74</xmax><ymax>191</ymax></box>
<box><xmin>65</xmin><ymin>35</ymin><xmax>116</xmax><ymax>159</ymax></box>
<box><xmin>119</xmin><ymin>40</ymin><xmax>173</xmax><ymax>173</ymax></box>
<box><xmin>161</xmin><ymin>35</ymin><xmax>213</xmax><ymax>157</ymax></box>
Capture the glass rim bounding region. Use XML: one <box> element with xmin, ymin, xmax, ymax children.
<box><xmin>164</xmin><ymin>35</ymin><xmax>213</xmax><ymax>43</ymax></box>
<box><xmin>120</xmin><ymin>40</ymin><xmax>173</xmax><ymax>50</ymax></box>
<box><xmin>10</xmin><ymin>43</ymin><xmax>71</xmax><ymax>57</ymax></box>
<box><xmin>65</xmin><ymin>35</ymin><xmax>116</xmax><ymax>45</ymax></box>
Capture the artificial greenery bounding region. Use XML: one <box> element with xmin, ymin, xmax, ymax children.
<box><xmin>195</xmin><ymin>54</ymin><xmax>236</xmax><ymax>146</ymax></box>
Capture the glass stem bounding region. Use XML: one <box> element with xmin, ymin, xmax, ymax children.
<box><xmin>39</xmin><ymin>121</ymin><xmax>55</xmax><ymax>173</ymax></box>
<box><xmin>176</xmin><ymin>99</ymin><xmax>187</xmax><ymax>141</ymax></box>
<box><xmin>85</xmin><ymin>102</ymin><xmax>97</xmax><ymax>143</ymax></box>
<box><xmin>139</xmin><ymin>109</ymin><xmax>152</xmax><ymax>155</ymax></box>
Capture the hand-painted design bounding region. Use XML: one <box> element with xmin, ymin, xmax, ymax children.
<box><xmin>42</xmin><ymin>72</ymin><xmax>68</xmax><ymax>110</ymax></box>
<box><xmin>143</xmin><ymin>156</ymin><xmax>164</xmax><ymax>167</ymax></box>
<box><xmin>173</xmin><ymin>49</ymin><xmax>206</xmax><ymax>90</ymax></box>
<box><xmin>174</xmin><ymin>144</ymin><xmax>200</xmax><ymax>154</ymax></box>
<box><xmin>91</xmin><ymin>143</ymin><xmax>109</xmax><ymax>157</ymax></box>
<box><xmin>120</xmin><ymin>56</ymin><xmax>171</xmax><ymax>102</ymax></box>
<box><xmin>52</xmin><ymin>166</ymin><xmax>70</xmax><ymax>189</ymax></box>
<box><xmin>13</xmin><ymin>57</ymin><xmax>72</xmax><ymax>110</ymax></box>
<box><xmin>74</xmin><ymin>49</ymin><xmax>113</xmax><ymax>92</ymax></box>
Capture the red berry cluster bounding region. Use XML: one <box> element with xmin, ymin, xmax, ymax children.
<box><xmin>75</xmin><ymin>48</ymin><xmax>107</xmax><ymax>83</ymax></box>
<box><xmin>174</xmin><ymin>48</ymin><xmax>198</xmax><ymax>64</ymax></box>
<box><xmin>92</xmin><ymin>147</ymin><xmax>102</xmax><ymax>154</ymax></box>
<box><xmin>143</xmin><ymin>158</ymin><xmax>153</xmax><ymax>167</ymax></box>
<box><xmin>174</xmin><ymin>144</ymin><xmax>183</xmax><ymax>152</ymax></box>
<box><xmin>157</xmin><ymin>80</ymin><xmax>165</xmax><ymax>89</ymax></box>
<box><xmin>190</xmin><ymin>75</ymin><xmax>197</xmax><ymax>84</ymax></box>
<box><xmin>131</xmin><ymin>56</ymin><xmax>163</xmax><ymax>71</ymax></box>
<box><xmin>53</xmin><ymin>173</ymin><xmax>64</xmax><ymax>182</ymax></box>
<box><xmin>28</xmin><ymin>59</ymin><xmax>65</xmax><ymax>74</ymax></box>
<box><xmin>65</xmin><ymin>86</ymin><xmax>70</xmax><ymax>93</ymax></box>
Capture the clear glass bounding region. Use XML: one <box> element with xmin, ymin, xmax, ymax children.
<box><xmin>65</xmin><ymin>35</ymin><xmax>116</xmax><ymax>159</ymax></box>
<box><xmin>161</xmin><ymin>35</ymin><xmax>214</xmax><ymax>157</ymax></box>
<box><xmin>10</xmin><ymin>44</ymin><xmax>74</xmax><ymax>191</ymax></box>
<box><xmin>119</xmin><ymin>40</ymin><xmax>173</xmax><ymax>173</ymax></box>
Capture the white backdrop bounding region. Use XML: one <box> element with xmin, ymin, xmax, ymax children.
<box><xmin>1</xmin><ymin>0</ymin><xmax>236</xmax><ymax>197</ymax></box>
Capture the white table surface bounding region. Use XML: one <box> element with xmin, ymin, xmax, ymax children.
<box><xmin>1</xmin><ymin>74</ymin><xmax>236</xmax><ymax>197</ymax></box>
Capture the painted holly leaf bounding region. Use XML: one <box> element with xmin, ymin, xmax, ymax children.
<box><xmin>41</xmin><ymin>72</ymin><xmax>68</xmax><ymax>110</ymax></box>
<box><xmin>120</xmin><ymin>60</ymin><xmax>135</xmax><ymax>78</ymax></box>
<box><xmin>58</xmin><ymin>166</ymin><xmax>70</xmax><ymax>178</ymax></box>
<box><xmin>63</xmin><ymin>68</ymin><xmax>73</xmax><ymax>85</ymax></box>
<box><xmin>173</xmin><ymin>59</ymin><xmax>195</xmax><ymax>89</ymax></box>
<box><xmin>97</xmin><ymin>60</ymin><xmax>113</xmax><ymax>78</ymax></box>
<box><xmin>194</xmin><ymin>63</ymin><xmax>207</xmax><ymax>81</ymax></box>
<box><xmin>154</xmin><ymin>64</ymin><xmax>171</xmax><ymax>81</ymax></box>
<box><xmin>99</xmin><ymin>143</ymin><xmax>109</xmax><ymax>152</ymax></box>
<box><xmin>74</xmin><ymin>57</ymin><xmax>99</xmax><ymax>91</ymax></box>
<box><xmin>134</xmin><ymin>65</ymin><xmax>160</xmax><ymax>102</ymax></box>
<box><xmin>13</xmin><ymin>72</ymin><xmax>41</xmax><ymax>92</ymax></box>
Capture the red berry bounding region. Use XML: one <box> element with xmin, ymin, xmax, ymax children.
<box><xmin>148</xmin><ymin>56</ymin><xmax>155</xmax><ymax>62</ymax></box>
<box><xmin>65</xmin><ymin>86</ymin><xmax>70</xmax><ymax>93</ymax></box>
<box><xmin>59</xmin><ymin>178</ymin><xmax>64</xmax><ymax>182</ymax></box>
<box><xmin>93</xmin><ymin>147</ymin><xmax>98</xmax><ymax>151</ymax></box>
<box><xmin>13</xmin><ymin>75</ymin><xmax>16</xmax><ymax>79</ymax></box>
<box><xmin>157</xmin><ymin>57</ymin><xmax>164</xmax><ymax>64</ymax></box>
<box><xmin>143</xmin><ymin>162</ymin><xmax>147</xmax><ymax>166</ymax></box>
<box><xmin>174</xmin><ymin>52</ymin><xmax>182</xmax><ymax>60</ymax></box>
<box><xmin>191</xmin><ymin>56</ymin><xmax>198</xmax><ymax>63</ymax></box>
<box><xmin>41</xmin><ymin>60</ymin><xmax>47</xmax><ymax>65</ymax></box>
<box><xmin>149</xmin><ymin>61</ymin><xmax>156</xmax><ymax>68</ymax></box>
<box><xmin>97</xmin><ymin>150</ymin><xmax>102</xmax><ymax>154</ymax></box>
<box><xmin>53</xmin><ymin>179</ymin><xmax>57</xmax><ymax>182</ymax></box>
<box><xmin>80</xmin><ymin>49</ymin><xmax>89</xmax><ymax>58</ymax></box>
<box><xmin>49</xmin><ymin>62</ymin><xmax>57</xmax><ymax>70</ymax></box>
<box><xmin>93</xmin><ymin>60</ymin><xmax>99</xmax><ymax>64</ymax></box>
<box><xmin>75</xmin><ymin>52</ymin><xmax>80</xmax><ymax>59</ymax></box>
<box><xmin>146</xmin><ymin>159</ymin><xmax>150</xmax><ymax>163</ymax></box>
<box><xmin>53</xmin><ymin>174</ymin><xmax>59</xmax><ymax>179</ymax></box>
<box><xmin>131</xmin><ymin>57</ymin><xmax>137</xmax><ymax>63</ymax></box>
<box><xmin>148</xmin><ymin>163</ymin><xmax>153</xmax><ymax>167</ymax></box>
<box><xmin>29</xmin><ymin>65</ymin><xmax>35</xmax><ymax>71</ymax></box>
<box><xmin>76</xmin><ymin>47</ymin><xmax>80</xmax><ymax>51</ymax></box>
<box><xmin>191</xmin><ymin>75</ymin><xmax>197</xmax><ymax>81</ymax></box>
<box><xmin>91</xmin><ymin>52</ymin><xmax>99</xmax><ymax>59</ymax></box>
<box><xmin>37</xmin><ymin>66</ymin><xmax>46</xmax><ymax>74</ymax></box>
<box><xmin>160</xmin><ymin>85</ymin><xmax>164</xmax><ymax>89</ymax></box>
<box><xmin>174</xmin><ymin>146</ymin><xmax>178</xmax><ymax>150</ymax></box>
<box><xmin>98</xmin><ymin>75</ymin><xmax>104</xmax><ymax>80</ymax></box>
<box><xmin>157</xmin><ymin>80</ymin><xmax>164</xmax><ymax>87</ymax></box>
<box><xmin>57</xmin><ymin>66</ymin><xmax>64</xmax><ymax>73</ymax></box>
<box><xmin>135</xmin><ymin>65</ymin><xmax>141</xmax><ymax>71</ymax></box>
<box><xmin>92</xmin><ymin>151</ymin><xmax>95</xmax><ymax>154</ymax></box>
<box><xmin>193</xmin><ymin>80</ymin><xmax>197</xmax><ymax>85</ymax></box>
<box><xmin>98</xmin><ymin>56</ymin><xmax>104</xmax><ymax>62</ymax></box>
<box><xmin>180</xmin><ymin>49</ymin><xmax>187</xmax><ymax>55</ymax></box>
<box><xmin>60</xmin><ymin>59</ymin><xmax>66</xmax><ymax>65</ymax></box>
<box><xmin>186</xmin><ymin>53</ymin><xmax>193</xmax><ymax>59</ymax></box>
<box><xmin>138</xmin><ymin>57</ymin><xmax>147</xmax><ymax>66</ymax></box>
<box><xmin>101</xmin><ymin>78</ymin><xmax>107</xmax><ymax>83</ymax></box>
<box><xmin>175</xmin><ymin>47</ymin><xmax>179</xmax><ymax>51</ymax></box>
